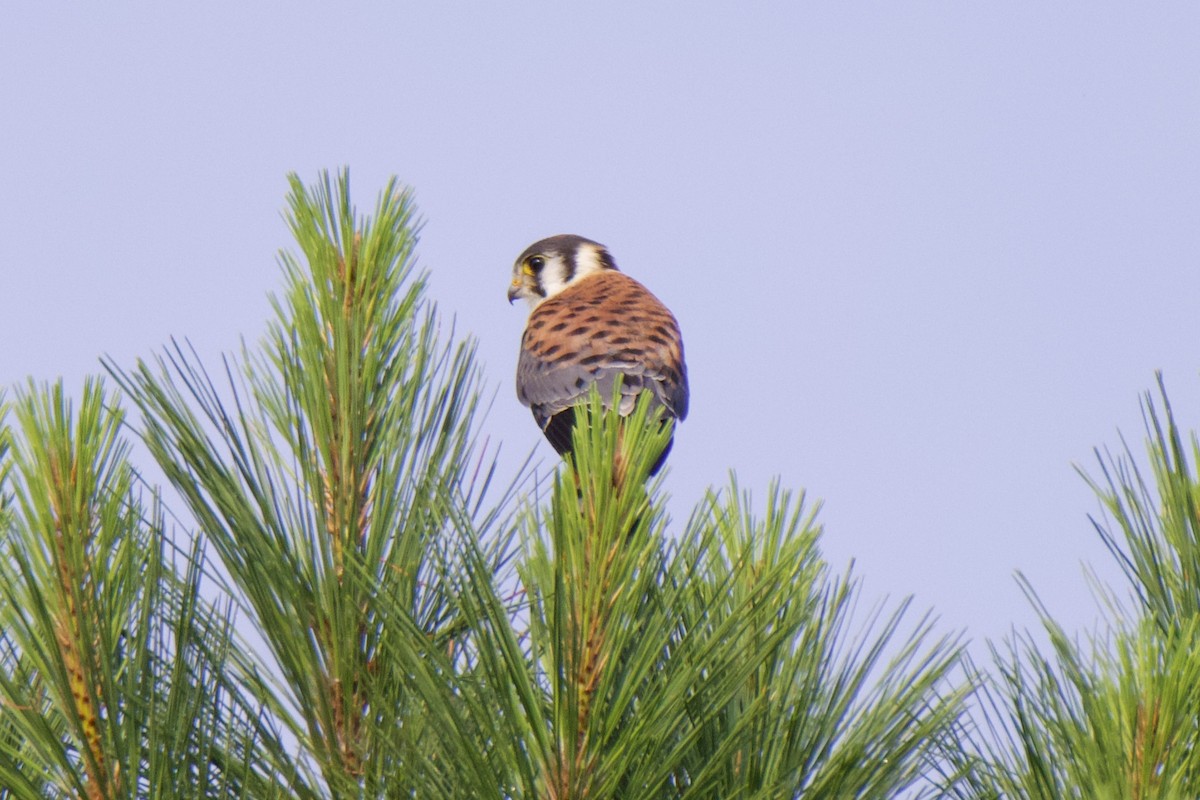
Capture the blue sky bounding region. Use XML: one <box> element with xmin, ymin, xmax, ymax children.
<box><xmin>3</xmin><ymin>4</ymin><xmax>1199</xmax><ymax>648</ymax></box>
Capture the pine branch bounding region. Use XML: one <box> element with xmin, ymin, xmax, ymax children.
<box><xmin>947</xmin><ymin>374</ymin><xmax>1200</xmax><ymax>798</ymax></box>
<box><xmin>107</xmin><ymin>169</ymin><xmax>519</xmax><ymax>796</ymax></box>
<box><xmin>0</xmin><ymin>380</ymin><xmax>293</xmax><ymax>798</ymax></box>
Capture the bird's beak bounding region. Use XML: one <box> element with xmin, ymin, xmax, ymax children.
<box><xmin>507</xmin><ymin>278</ymin><xmax>525</xmax><ymax>304</ymax></box>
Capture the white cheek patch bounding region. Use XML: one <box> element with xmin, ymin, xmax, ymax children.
<box><xmin>531</xmin><ymin>243</ymin><xmax>608</xmax><ymax>304</ymax></box>
<box><xmin>573</xmin><ymin>243</ymin><xmax>605</xmax><ymax>280</ymax></box>
<box><xmin>538</xmin><ymin>257</ymin><xmax>573</xmax><ymax>300</ymax></box>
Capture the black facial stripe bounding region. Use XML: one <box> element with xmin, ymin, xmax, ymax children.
<box><xmin>563</xmin><ymin>248</ymin><xmax>577</xmax><ymax>283</ymax></box>
<box><xmin>597</xmin><ymin>247</ymin><xmax>617</xmax><ymax>271</ymax></box>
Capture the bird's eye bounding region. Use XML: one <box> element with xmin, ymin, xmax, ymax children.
<box><xmin>528</xmin><ymin>256</ymin><xmax>545</xmax><ymax>271</ymax></box>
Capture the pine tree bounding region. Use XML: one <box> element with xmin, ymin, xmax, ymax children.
<box><xmin>1</xmin><ymin>170</ymin><xmax>966</xmax><ymax>798</ymax></box>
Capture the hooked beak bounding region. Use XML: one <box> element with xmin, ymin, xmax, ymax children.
<box><xmin>508</xmin><ymin>277</ymin><xmax>531</xmax><ymax>304</ymax></box>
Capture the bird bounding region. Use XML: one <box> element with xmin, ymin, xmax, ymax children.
<box><xmin>508</xmin><ymin>234</ymin><xmax>688</xmax><ymax>476</ymax></box>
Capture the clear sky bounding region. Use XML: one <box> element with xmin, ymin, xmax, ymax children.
<box><xmin>3</xmin><ymin>4</ymin><xmax>1199</xmax><ymax>649</ymax></box>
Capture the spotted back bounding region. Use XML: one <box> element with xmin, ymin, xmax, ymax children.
<box><xmin>516</xmin><ymin>269</ymin><xmax>689</xmax><ymax>432</ymax></box>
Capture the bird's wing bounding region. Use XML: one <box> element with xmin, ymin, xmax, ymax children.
<box><xmin>517</xmin><ymin>348</ymin><xmax>650</xmax><ymax>424</ymax></box>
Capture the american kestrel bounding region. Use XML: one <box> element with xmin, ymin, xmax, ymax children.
<box><xmin>508</xmin><ymin>234</ymin><xmax>688</xmax><ymax>475</ymax></box>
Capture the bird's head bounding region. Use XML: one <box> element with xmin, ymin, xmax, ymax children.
<box><xmin>507</xmin><ymin>234</ymin><xmax>617</xmax><ymax>307</ymax></box>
